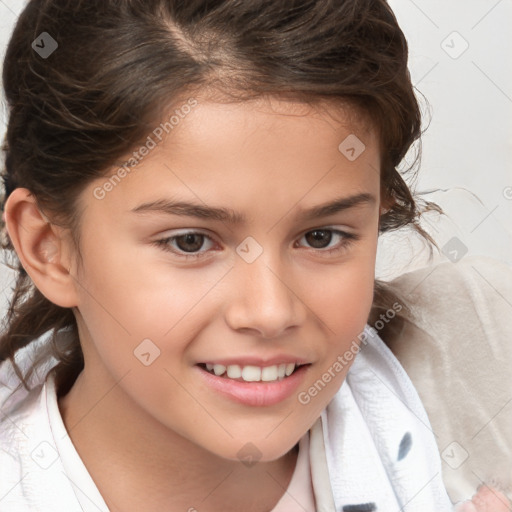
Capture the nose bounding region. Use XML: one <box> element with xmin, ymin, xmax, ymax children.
<box><xmin>224</xmin><ymin>251</ymin><xmax>306</xmax><ymax>339</ymax></box>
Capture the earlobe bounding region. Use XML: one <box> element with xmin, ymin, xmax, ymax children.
<box><xmin>3</xmin><ymin>188</ymin><xmax>79</xmax><ymax>308</ymax></box>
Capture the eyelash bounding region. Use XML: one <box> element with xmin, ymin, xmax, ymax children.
<box><xmin>152</xmin><ymin>228</ymin><xmax>359</xmax><ymax>261</ymax></box>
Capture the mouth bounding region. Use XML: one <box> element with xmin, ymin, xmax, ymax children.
<box><xmin>195</xmin><ymin>361</ymin><xmax>312</xmax><ymax>406</ymax></box>
<box><xmin>196</xmin><ymin>362</ymin><xmax>310</xmax><ymax>383</ymax></box>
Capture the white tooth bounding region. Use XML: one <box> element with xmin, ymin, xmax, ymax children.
<box><xmin>213</xmin><ymin>364</ymin><xmax>226</xmax><ymax>376</ymax></box>
<box><xmin>277</xmin><ymin>364</ymin><xmax>286</xmax><ymax>378</ymax></box>
<box><xmin>226</xmin><ymin>365</ymin><xmax>242</xmax><ymax>378</ymax></box>
<box><xmin>206</xmin><ymin>363</ymin><xmax>214</xmax><ymax>371</ymax></box>
<box><xmin>241</xmin><ymin>365</ymin><xmax>261</xmax><ymax>382</ymax></box>
<box><xmin>285</xmin><ymin>363</ymin><xmax>296</xmax><ymax>376</ymax></box>
<box><xmin>261</xmin><ymin>365</ymin><xmax>278</xmax><ymax>382</ymax></box>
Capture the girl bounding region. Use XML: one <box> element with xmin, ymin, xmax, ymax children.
<box><xmin>0</xmin><ymin>1</ymin><xmax>507</xmax><ymax>511</ymax></box>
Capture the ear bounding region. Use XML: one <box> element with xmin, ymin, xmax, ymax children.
<box><xmin>3</xmin><ymin>188</ymin><xmax>79</xmax><ymax>308</ymax></box>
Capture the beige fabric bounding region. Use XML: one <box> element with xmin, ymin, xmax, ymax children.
<box><xmin>270</xmin><ymin>430</ymin><xmax>317</xmax><ymax>512</ymax></box>
<box><xmin>381</xmin><ymin>255</ymin><xmax>512</xmax><ymax>503</ymax></box>
<box><xmin>309</xmin><ymin>414</ymin><xmax>336</xmax><ymax>512</ymax></box>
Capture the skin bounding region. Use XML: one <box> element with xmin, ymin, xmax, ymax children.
<box><xmin>456</xmin><ymin>486</ymin><xmax>512</xmax><ymax>512</ymax></box>
<box><xmin>5</xmin><ymin>96</ymin><xmax>386</xmax><ymax>511</ymax></box>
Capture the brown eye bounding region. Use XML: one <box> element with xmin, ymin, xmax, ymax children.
<box><xmin>296</xmin><ymin>228</ymin><xmax>359</xmax><ymax>256</ymax></box>
<box><xmin>174</xmin><ymin>233</ymin><xmax>206</xmax><ymax>253</ymax></box>
<box><xmin>304</xmin><ymin>229</ymin><xmax>333</xmax><ymax>249</ymax></box>
<box><xmin>152</xmin><ymin>230</ymin><xmax>216</xmax><ymax>260</ymax></box>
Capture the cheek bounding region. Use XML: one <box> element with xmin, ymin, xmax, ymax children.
<box><xmin>295</xmin><ymin>245</ymin><xmax>376</xmax><ymax>413</ymax></box>
<box><xmin>73</xmin><ymin>239</ymin><xmax>225</xmax><ymax>384</ymax></box>
<box><xmin>309</xmin><ymin>238</ymin><xmax>377</xmax><ymax>335</ymax></box>
<box><xmin>75</xmin><ymin>232</ymin><xmax>187</xmax><ymax>332</ymax></box>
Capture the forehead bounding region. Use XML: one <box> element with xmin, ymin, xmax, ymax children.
<box><xmin>84</xmin><ymin>96</ymin><xmax>381</xmax><ymax>221</ymax></box>
<box><xmin>170</xmin><ymin>94</ymin><xmax>377</xmax><ymax>145</ymax></box>
<box><xmin>139</xmin><ymin>95</ymin><xmax>379</xmax><ymax>177</ymax></box>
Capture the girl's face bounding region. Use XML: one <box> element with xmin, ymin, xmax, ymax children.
<box><xmin>69</xmin><ymin>96</ymin><xmax>382</xmax><ymax>462</ymax></box>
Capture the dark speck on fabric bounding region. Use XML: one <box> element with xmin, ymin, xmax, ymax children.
<box><xmin>397</xmin><ymin>431</ymin><xmax>412</xmax><ymax>461</ymax></box>
<box><xmin>342</xmin><ymin>504</ymin><xmax>377</xmax><ymax>511</ymax></box>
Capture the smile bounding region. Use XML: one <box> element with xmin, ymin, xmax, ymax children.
<box><xmin>199</xmin><ymin>362</ymin><xmax>305</xmax><ymax>383</ymax></box>
<box><xmin>195</xmin><ymin>363</ymin><xmax>311</xmax><ymax>407</ymax></box>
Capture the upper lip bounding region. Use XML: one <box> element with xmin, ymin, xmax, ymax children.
<box><xmin>199</xmin><ymin>355</ymin><xmax>310</xmax><ymax>367</ymax></box>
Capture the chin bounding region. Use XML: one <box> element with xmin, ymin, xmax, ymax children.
<box><xmin>209</xmin><ymin>434</ymin><xmax>301</xmax><ymax>465</ymax></box>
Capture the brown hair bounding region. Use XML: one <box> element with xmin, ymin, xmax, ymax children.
<box><xmin>0</xmin><ymin>0</ymin><xmax>440</xmax><ymax>398</ymax></box>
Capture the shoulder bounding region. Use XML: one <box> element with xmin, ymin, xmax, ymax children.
<box><xmin>381</xmin><ymin>255</ymin><xmax>512</xmax><ymax>502</ymax></box>
<box><xmin>0</xmin><ymin>329</ymin><xmax>60</xmax><ymax>507</ymax></box>
<box><xmin>0</xmin><ymin>372</ymin><xmax>83</xmax><ymax>511</ymax></box>
<box><xmin>0</xmin><ymin>372</ymin><xmax>46</xmax><ymax>457</ymax></box>
<box><xmin>0</xmin><ymin>328</ymin><xmax>60</xmax><ymax>410</ymax></box>
<box><xmin>396</xmin><ymin>254</ymin><xmax>510</xmax><ymax>308</ymax></box>
<box><xmin>385</xmin><ymin>257</ymin><xmax>512</xmax><ymax>359</ymax></box>
<box><xmin>0</xmin><ymin>380</ymin><xmax>45</xmax><ymax>508</ymax></box>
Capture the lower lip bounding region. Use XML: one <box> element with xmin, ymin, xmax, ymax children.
<box><xmin>195</xmin><ymin>364</ymin><xmax>310</xmax><ymax>407</ymax></box>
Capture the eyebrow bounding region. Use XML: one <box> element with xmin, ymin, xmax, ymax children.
<box><xmin>131</xmin><ymin>192</ymin><xmax>376</xmax><ymax>224</ymax></box>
